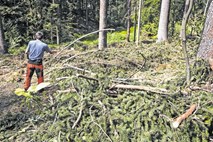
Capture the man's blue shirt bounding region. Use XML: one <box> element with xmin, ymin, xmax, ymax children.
<box><xmin>26</xmin><ymin>39</ymin><xmax>51</xmax><ymax>60</ymax></box>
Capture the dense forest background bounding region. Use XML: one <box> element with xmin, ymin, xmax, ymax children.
<box><xmin>0</xmin><ymin>0</ymin><xmax>207</xmax><ymax>49</ymax></box>
<box><xmin>0</xmin><ymin>0</ymin><xmax>212</xmax><ymax>142</ymax></box>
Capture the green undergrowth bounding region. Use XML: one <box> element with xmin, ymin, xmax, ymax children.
<box><xmin>82</xmin><ymin>28</ymin><xmax>137</xmax><ymax>47</ymax></box>
<box><xmin>1</xmin><ymin>41</ymin><xmax>212</xmax><ymax>142</ymax></box>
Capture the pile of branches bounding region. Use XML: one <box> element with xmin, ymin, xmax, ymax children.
<box><xmin>0</xmin><ymin>43</ymin><xmax>212</xmax><ymax>141</ymax></box>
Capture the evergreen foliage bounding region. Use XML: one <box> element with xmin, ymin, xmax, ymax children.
<box><xmin>0</xmin><ymin>42</ymin><xmax>212</xmax><ymax>141</ymax></box>
<box><xmin>0</xmin><ymin>0</ymin><xmax>212</xmax><ymax>141</ymax></box>
<box><xmin>0</xmin><ymin>0</ymin><xmax>206</xmax><ymax>49</ymax></box>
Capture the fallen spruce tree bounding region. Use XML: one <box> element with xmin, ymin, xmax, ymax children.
<box><xmin>0</xmin><ymin>42</ymin><xmax>212</xmax><ymax>142</ymax></box>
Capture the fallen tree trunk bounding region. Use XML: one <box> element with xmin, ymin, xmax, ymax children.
<box><xmin>111</xmin><ymin>84</ymin><xmax>171</xmax><ymax>95</ymax></box>
<box><xmin>172</xmin><ymin>104</ymin><xmax>197</xmax><ymax>128</ymax></box>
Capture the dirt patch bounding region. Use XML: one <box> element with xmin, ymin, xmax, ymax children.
<box><xmin>0</xmin><ymin>54</ymin><xmax>26</xmax><ymax>119</ymax></box>
<box><xmin>0</xmin><ymin>83</ymin><xmax>23</xmax><ymax>118</ymax></box>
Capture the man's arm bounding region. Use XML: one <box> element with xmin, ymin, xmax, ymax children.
<box><xmin>45</xmin><ymin>45</ymin><xmax>57</xmax><ymax>54</ymax></box>
<box><xmin>25</xmin><ymin>44</ymin><xmax>30</xmax><ymax>59</ymax></box>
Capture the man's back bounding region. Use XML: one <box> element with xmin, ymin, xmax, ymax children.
<box><xmin>27</xmin><ymin>39</ymin><xmax>50</xmax><ymax>60</ymax></box>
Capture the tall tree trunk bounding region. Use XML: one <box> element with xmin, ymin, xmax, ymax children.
<box><xmin>156</xmin><ymin>0</ymin><xmax>170</xmax><ymax>43</ymax></box>
<box><xmin>56</xmin><ymin>0</ymin><xmax>62</xmax><ymax>44</ymax></box>
<box><xmin>98</xmin><ymin>0</ymin><xmax>107</xmax><ymax>50</ymax></box>
<box><xmin>50</xmin><ymin>13</ymin><xmax>53</xmax><ymax>43</ymax></box>
<box><xmin>197</xmin><ymin>1</ymin><xmax>213</xmax><ymax>69</ymax></box>
<box><xmin>86</xmin><ymin>0</ymin><xmax>89</xmax><ymax>26</ymax></box>
<box><xmin>109</xmin><ymin>0</ymin><xmax>112</xmax><ymax>24</ymax></box>
<box><xmin>133</xmin><ymin>4</ymin><xmax>137</xmax><ymax>42</ymax></box>
<box><xmin>126</xmin><ymin>0</ymin><xmax>131</xmax><ymax>42</ymax></box>
<box><xmin>0</xmin><ymin>14</ymin><xmax>7</xmax><ymax>53</ymax></box>
<box><xmin>136</xmin><ymin>0</ymin><xmax>143</xmax><ymax>46</ymax></box>
<box><xmin>180</xmin><ymin>0</ymin><xmax>194</xmax><ymax>85</ymax></box>
<box><xmin>116</xmin><ymin>0</ymin><xmax>118</xmax><ymax>20</ymax></box>
<box><xmin>171</xmin><ymin>0</ymin><xmax>176</xmax><ymax>36</ymax></box>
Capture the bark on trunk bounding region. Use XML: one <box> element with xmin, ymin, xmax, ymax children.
<box><xmin>156</xmin><ymin>0</ymin><xmax>170</xmax><ymax>43</ymax></box>
<box><xmin>56</xmin><ymin>0</ymin><xmax>62</xmax><ymax>44</ymax></box>
<box><xmin>133</xmin><ymin>5</ymin><xmax>137</xmax><ymax>42</ymax></box>
<box><xmin>0</xmin><ymin>14</ymin><xmax>7</xmax><ymax>53</ymax></box>
<box><xmin>197</xmin><ymin>1</ymin><xmax>213</xmax><ymax>60</ymax></box>
<box><xmin>86</xmin><ymin>0</ymin><xmax>89</xmax><ymax>26</ymax></box>
<box><xmin>171</xmin><ymin>1</ymin><xmax>176</xmax><ymax>36</ymax></box>
<box><xmin>136</xmin><ymin>0</ymin><xmax>143</xmax><ymax>46</ymax></box>
<box><xmin>98</xmin><ymin>0</ymin><xmax>107</xmax><ymax>50</ymax></box>
<box><xmin>50</xmin><ymin>13</ymin><xmax>53</xmax><ymax>43</ymax></box>
<box><xmin>126</xmin><ymin>0</ymin><xmax>131</xmax><ymax>42</ymax></box>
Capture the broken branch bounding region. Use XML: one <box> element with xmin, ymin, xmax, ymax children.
<box><xmin>172</xmin><ymin>104</ymin><xmax>197</xmax><ymax>128</ymax></box>
<box><xmin>55</xmin><ymin>28</ymin><xmax>115</xmax><ymax>58</ymax></box>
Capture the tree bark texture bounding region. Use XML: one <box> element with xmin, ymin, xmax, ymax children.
<box><xmin>136</xmin><ymin>0</ymin><xmax>143</xmax><ymax>46</ymax></box>
<box><xmin>171</xmin><ymin>1</ymin><xmax>176</xmax><ymax>36</ymax></box>
<box><xmin>133</xmin><ymin>5</ymin><xmax>137</xmax><ymax>42</ymax></box>
<box><xmin>156</xmin><ymin>0</ymin><xmax>170</xmax><ymax>43</ymax></box>
<box><xmin>197</xmin><ymin>1</ymin><xmax>213</xmax><ymax>60</ymax></box>
<box><xmin>86</xmin><ymin>0</ymin><xmax>89</xmax><ymax>26</ymax></box>
<box><xmin>126</xmin><ymin>0</ymin><xmax>131</xmax><ymax>42</ymax></box>
<box><xmin>56</xmin><ymin>0</ymin><xmax>62</xmax><ymax>44</ymax></box>
<box><xmin>99</xmin><ymin>0</ymin><xmax>107</xmax><ymax>50</ymax></box>
<box><xmin>0</xmin><ymin>14</ymin><xmax>6</xmax><ymax>53</ymax></box>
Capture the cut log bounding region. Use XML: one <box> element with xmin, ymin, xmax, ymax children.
<box><xmin>111</xmin><ymin>84</ymin><xmax>170</xmax><ymax>95</ymax></box>
<box><xmin>172</xmin><ymin>104</ymin><xmax>197</xmax><ymax>128</ymax></box>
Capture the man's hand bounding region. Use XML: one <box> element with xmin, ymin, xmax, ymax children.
<box><xmin>25</xmin><ymin>52</ymin><xmax>29</xmax><ymax>59</ymax></box>
<box><xmin>50</xmin><ymin>50</ymin><xmax>57</xmax><ymax>54</ymax></box>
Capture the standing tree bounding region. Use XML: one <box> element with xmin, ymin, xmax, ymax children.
<box><xmin>180</xmin><ymin>0</ymin><xmax>194</xmax><ymax>85</ymax></box>
<box><xmin>126</xmin><ymin>0</ymin><xmax>131</xmax><ymax>42</ymax></box>
<box><xmin>86</xmin><ymin>0</ymin><xmax>89</xmax><ymax>26</ymax></box>
<box><xmin>133</xmin><ymin>1</ymin><xmax>137</xmax><ymax>42</ymax></box>
<box><xmin>156</xmin><ymin>0</ymin><xmax>170</xmax><ymax>43</ymax></box>
<box><xmin>197</xmin><ymin>1</ymin><xmax>213</xmax><ymax>68</ymax></box>
<box><xmin>0</xmin><ymin>14</ymin><xmax>7</xmax><ymax>53</ymax></box>
<box><xmin>56</xmin><ymin>0</ymin><xmax>62</xmax><ymax>44</ymax></box>
<box><xmin>99</xmin><ymin>0</ymin><xmax>107</xmax><ymax>50</ymax></box>
<box><xmin>136</xmin><ymin>0</ymin><xmax>143</xmax><ymax>46</ymax></box>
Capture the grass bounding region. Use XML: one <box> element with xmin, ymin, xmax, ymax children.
<box><xmin>8</xmin><ymin>26</ymin><xmax>159</xmax><ymax>55</ymax></box>
<box><xmin>82</xmin><ymin>27</ymin><xmax>137</xmax><ymax>46</ymax></box>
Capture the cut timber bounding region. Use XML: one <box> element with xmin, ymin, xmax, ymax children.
<box><xmin>14</xmin><ymin>82</ymin><xmax>51</xmax><ymax>97</ymax></box>
<box><xmin>111</xmin><ymin>84</ymin><xmax>170</xmax><ymax>94</ymax></box>
<box><xmin>35</xmin><ymin>82</ymin><xmax>51</xmax><ymax>92</ymax></box>
<box><xmin>27</xmin><ymin>82</ymin><xmax>51</xmax><ymax>93</ymax></box>
<box><xmin>172</xmin><ymin>104</ymin><xmax>197</xmax><ymax>128</ymax></box>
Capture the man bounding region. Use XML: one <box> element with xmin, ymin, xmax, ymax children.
<box><xmin>24</xmin><ymin>31</ymin><xmax>55</xmax><ymax>91</ymax></box>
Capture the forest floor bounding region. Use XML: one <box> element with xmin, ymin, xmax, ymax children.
<box><xmin>0</xmin><ymin>41</ymin><xmax>212</xmax><ymax>141</ymax></box>
<box><xmin>0</xmin><ymin>55</ymin><xmax>26</xmax><ymax>120</ymax></box>
<box><xmin>0</xmin><ymin>54</ymin><xmax>47</xmax><ymax>129</ymax></box>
